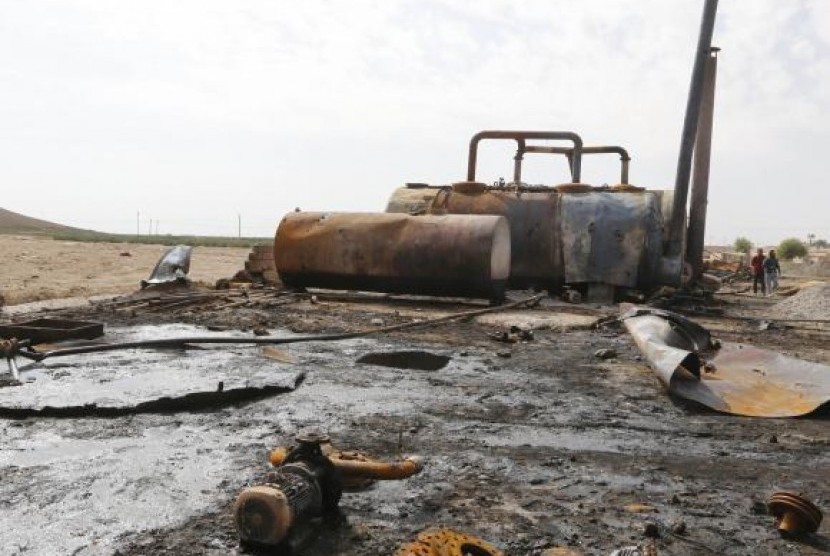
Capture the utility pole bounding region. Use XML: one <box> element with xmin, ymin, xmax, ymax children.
<box><xmin>237</xmin><ymin>213</ymin><xmax>242</xmax><ymax>239</ymax></box>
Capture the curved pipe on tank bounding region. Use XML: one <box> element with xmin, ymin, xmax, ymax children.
<box><xmin>518</xmin><ymin>145</ymin><xmax>631</xmax><ymax>184</ymax></box>
<box><xmin>467</xmin><ymin>130</ymin><xmax>583</xmax><ymax>183</ymax></box>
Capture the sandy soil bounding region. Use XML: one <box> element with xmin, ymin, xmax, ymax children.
<box><xmin>0</xmin><ymin>235</ymin><xmax>250</xmax><ymax>305</ymax></box>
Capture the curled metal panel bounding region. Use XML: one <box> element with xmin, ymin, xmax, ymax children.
<box><xmin>141</xmin><ymin>245</ymin><xmax>192</xmax><ymax>287</ymax></box>
<box><xmin>623</xmin><ymin>307</ymin><xmax>830</xmax><ymax>417</ymax></box>
<box><xmin>274</xmin><ymin>212</ymin><xmax>511</xmax><ymax>300</ymax></box>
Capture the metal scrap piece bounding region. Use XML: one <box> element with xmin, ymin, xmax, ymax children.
<box><xmin>141</xmin><ymin>245</ymin><xmax>192</xmax><ymax>288</ymax></box>
<box><xmin>622</xmin><ymin>306</ymin><xmax>830</xmax><ymax>417</ymax></box>
<box><xmin>394</xmin><ymin>527</ymin><xmax>504</xmax><ymax>556</ymax></box>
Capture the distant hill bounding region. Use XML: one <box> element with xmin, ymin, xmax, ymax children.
<box><xmin>0</xmin><ymin>207</ymin><xmax>85</xmax><ymax>235</ymax></box>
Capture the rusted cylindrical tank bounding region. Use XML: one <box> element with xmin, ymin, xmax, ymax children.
<box><xmin>274</xmin><ymin>212</ymin><xmax>511</xmax><ymax>300</ymax></box>
<box><xmin>387</xmin><ymin>184</ymin><xmax>675</xmax><ymax>293</ymax></box>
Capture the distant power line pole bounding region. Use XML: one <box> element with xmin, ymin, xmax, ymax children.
<box><xmin>148</xmin><ymin>219</ymin><xmax>152</xmax><ymax>236</ymax></box>
<box><xmin>136</xmin><ymin>211</ymin><xmax>140</xmax><ymax>236</ymax></box>
<box><xmin>237</xmin><ymin>213</ymin><xmax>241</xmax><ymax>238</ymax></box>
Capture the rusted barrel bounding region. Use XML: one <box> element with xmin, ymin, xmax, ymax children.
<box><xmin>274</xmin><ymin>212</ymin><xmax>511</xmax><ymax>300</ymax></box>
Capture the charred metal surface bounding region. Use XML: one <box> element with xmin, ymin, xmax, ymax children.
<box><xmin>687</xmin><ymin>47</ymin><xmax>720</xmax><ymax>280</ymax></box>
<box><xmin>560</xmin><ymin>192</ymin><xmax>664</xmax><ymax>289</ymax></box>
<box><xmin>274</xmin><ymin>212</ymin><xmax>511</xmax><ymax>300</ymax></box>
<box><xmin>466</xmin><ymin>130</ymin><xmax>584</xmax><ymax>183</ymax></box>
<box><xmin>622</xmin><ymin>307</ymin><xmax>830</xmax><ymax>417</ymax></box>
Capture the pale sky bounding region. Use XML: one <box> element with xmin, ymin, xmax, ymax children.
<box><xmin>1</xmin><ymin>0</ymin><xmax>828</xmax><ymax>245</ymax></box>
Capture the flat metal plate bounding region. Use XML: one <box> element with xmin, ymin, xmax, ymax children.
<box><xmin>0</xmin><ymin>318</ymin><xmax>104</xmax><ymax>344</ymax></box>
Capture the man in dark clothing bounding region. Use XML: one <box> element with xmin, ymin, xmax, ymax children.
<box><xmin>763</xmin><ymin>249</ymin><xmax>781</xmax><ymax>296</ymax></box>
<box><xmin>750</xmin><ymin>248</ymin><xmax>765</xmax><ymax>294</ymax></box>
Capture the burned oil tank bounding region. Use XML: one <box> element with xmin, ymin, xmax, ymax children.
<box><xmin>274</xmin><ymin>212</ymin><xmax>511</xmax><ymax>300</ymax></box>
<box><xmin>386</xmin><ymin>131</ymin><xmax>681</xmax><ymax>297</ymax></box>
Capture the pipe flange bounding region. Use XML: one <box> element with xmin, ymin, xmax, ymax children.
<box><xmin>768</xmin><ymin>491</ymin><xmax>823</xmax><ymax>536</ymax></box>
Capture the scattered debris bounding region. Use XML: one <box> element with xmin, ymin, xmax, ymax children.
<box><xmin>394</xmin><ymin>527</ymin><xmax>504</xmax><ymax>556</ymax></box>
<box><xmin>235</xmin><ymin>433</ymin><xmax>422</xmax><ymax>548</ymax></box>
<box><xmin>594</xmin><ymin>348</ymin><xmax>617</xmax><ymax>360</ymax></box>
<box><xmin>767</xmin><ymin>491</ymin><xmax>823</xmax><ymax>537</ymax></box>
<box><xmin>642</xmin><ymin>522</ymin><xmax>660</xmax><ymax>538</ymax></box>
<box><xmin>623</xmin><ymin>503</ymin><xmax>656</xmax><ymax>513</ymax></box>
<box><xmin>489</xmin><ymin>325</ymin><xmax>534</xmax><ymax>343</ymax></box>
<box><xmin>609</xmin><ymin>545</ymin><xmax>657</xmax><ymax>556</ymax></box>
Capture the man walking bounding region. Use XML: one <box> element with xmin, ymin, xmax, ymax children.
<box><xmin>750</xmin><ymin>248</ymin><xmax>766</xmax><ymax>295</ymax></box>
<box><xmin>763</xmin><ymin>249</ymin><xmax>781</xmax><ymax>296</ymax></box>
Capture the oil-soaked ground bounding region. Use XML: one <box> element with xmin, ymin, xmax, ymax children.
<box><xmin>1</xmin><ymin>291</ymin><xmax>828</xmax><ymax>555</ymax></box>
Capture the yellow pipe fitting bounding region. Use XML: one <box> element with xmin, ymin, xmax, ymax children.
<box><xmin>268</xmin><ymin>443</ymin><xmax>423</xmax><ymax>481</ymax></box>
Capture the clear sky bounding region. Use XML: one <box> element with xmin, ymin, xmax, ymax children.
<box><xmin>1</xmin><ymin>0</ymin><xmax>828</xmax><ymax>245</ymax></box>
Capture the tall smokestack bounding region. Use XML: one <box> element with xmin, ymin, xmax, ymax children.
<box><xmin>666</xmin><ymin>0</ymin><xmax>719</xmax><ymax>262</ymax></box>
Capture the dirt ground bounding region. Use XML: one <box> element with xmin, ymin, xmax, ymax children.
<box><xmin>0</xmin><ymin>235</ymin><xmax>250</xmax><ymax>305</ymax></box>
<box><xmin>1</xmin><ymin>237</ymin><xmax>829</xmax><ymax>556</ymax></box>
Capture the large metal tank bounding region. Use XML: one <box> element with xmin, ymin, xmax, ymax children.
<box><xmin>274</xmin><ymin>212</ymin><xmax>511</xmax><ymax>300</ymax></box>
<box><xmin>387</xmin><ymin>182</ymin><xmax>676</xmax><ymax>293</ymax></box>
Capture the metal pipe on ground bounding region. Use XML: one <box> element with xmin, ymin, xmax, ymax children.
<box><xmin>273</xmin><ymin>212</ymin><xmax>512</xmax><ymax>300</ymax></box>
<box><xmin>687</xmin><ymin>47</ymin><xmax>720</xmax><ymax>280</ymax></box>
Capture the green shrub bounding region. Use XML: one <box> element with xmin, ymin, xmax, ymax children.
<box><xmin>777</xmin><ymin>238</ymin><xmax>808</xmax><ymax>260</ymax></box>
<box><xmin>733</xmin><ymin>237</ymin><xmax>753</xmax><ymax>254</ymax></box>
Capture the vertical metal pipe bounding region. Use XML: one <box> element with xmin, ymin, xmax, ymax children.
<box><xmin>513</xmin><ymin>139</ymin><xmax>525</xmax><ymax>183</ymax></box>
<box><xmin>687</xmin><ymin>48</ymin><xmax>719</xmax><ymax>279</ymax></box>
<box><xmin>620</xmin><ymin>155</ymin><xmax>630</xmax><ymax>185</ymax></box>
<box><xmin>666</xmin><ymin>0</ymin><xmax>719</xmax><ymax>256</ymax></box>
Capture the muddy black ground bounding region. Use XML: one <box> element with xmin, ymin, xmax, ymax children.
<box><xmin>1</xmin><ymin>289</ymin><xmax>828</xmax><ymax>555</ymax></box>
